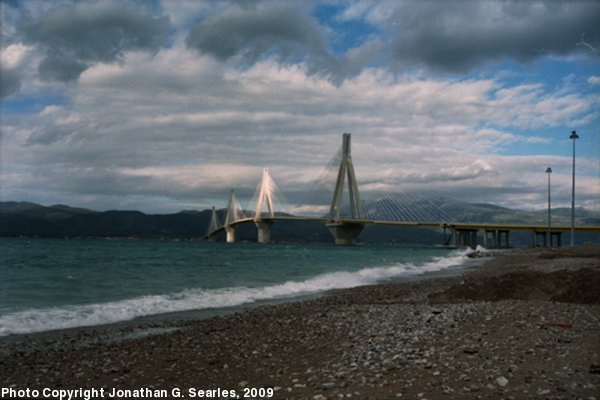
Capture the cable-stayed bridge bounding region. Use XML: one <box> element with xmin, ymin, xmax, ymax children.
<box><xmin>204</xmin><ymin>133</ymin><xmax>600</xmax><ymax>247</ymax></box>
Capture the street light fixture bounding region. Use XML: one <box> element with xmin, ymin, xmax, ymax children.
<box><xmin>546</xmin><ymin>167</ymin><xmax>552</xmax><ymax>247</ymax></box>
<box><xmin>569</xmin><ymin>130</ymin><xmax>579</xmax><ymax>247</ymax></box>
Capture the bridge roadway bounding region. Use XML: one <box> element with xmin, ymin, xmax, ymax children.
<box><xmin>204</xmin><ymin>216</ymin><xmax>600</xmax><ymax>247</ymax></box>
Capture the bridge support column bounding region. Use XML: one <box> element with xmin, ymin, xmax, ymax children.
<box><xmin>255</xmin><ymin>220</ymin><xmax>273</xmax><ymax>244</ymax></box>
<box><xmin>327</xmin><ymin>223</ymin><xmax>364</xmax><ymax>245</ymax></box>
<box><xmin>454</xmin><ymin>228</ymin><xmax>478</xmax><ymax>248</ymax></box>
<box><xmin>532</xmin><ymin>230</ymin><xmax>548</xmax><ymax>247</ymax></box>
<box><xmin>225</xmin><ymin>226</ymin><xmax>236</xmax><ymax>244</ymax></box>
<box><xmin>483</xmin><ymin>229</ymin><xmax>497</xmax><ymax>248</ymax></box>
<box><xmin>471</xmin><ymin>230</ymin><xmax>479</xmax><ymax>248</ymax></box>
<box><xmin>537</xmin><ymin>231</ymin><xmax>540</xmax><ymax>247</ymax></box>
<box><xmin>553</xmin><ymin>232</ymin><xmax>562</xmax><ymax>247</ymax></box>
<box><xmin>498</xmin><ymin>230</ymin><xmax>510</xmax><ymax>248</ymax></box>
<box><xmin>532</xmin><ymin>231</ymin><xmax>562</xmax><ymax>247</ymax></box>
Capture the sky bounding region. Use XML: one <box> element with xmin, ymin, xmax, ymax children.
<box><xmin>1</xmin><ymin>0</ymin><xmax>599</xmax><ymax>214</ymax></box>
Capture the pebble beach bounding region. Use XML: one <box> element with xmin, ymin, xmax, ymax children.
<box><xmin>1</xmin><ymin>245</ymin><xmax>599</xmax><ymax>400</ymax></box>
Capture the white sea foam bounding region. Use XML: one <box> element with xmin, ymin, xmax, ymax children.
<box><xmin>0</xmin><ymin>250</ymin><xmax>467</xmax><ymax>336</ymax></box>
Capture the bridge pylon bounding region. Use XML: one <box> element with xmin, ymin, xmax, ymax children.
<box><xmin>224</xmin><ymin>189</ymin><xmax>243</xmax><ymax>243</ymax></box>
<box><xmin>254</xmin><ymin>168</ymin><xmax>276</xmax><ymax>243</ymax></box>
<box><xmin>206</xmin><ymin>206</ymin><xmax>221</xmax><ymax>241</ymax></box>
<box><xmin>327</xmin><ymin>133</ymin><xmax>366</xmax><ymax>245</ymax></box>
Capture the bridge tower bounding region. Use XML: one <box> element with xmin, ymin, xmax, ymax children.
<box><xmin>206</xmin><ymin>206</ymin><xmax>221</xmax><ymax>241</ymax></box>
<box><xmin>327</xmin><ymin>133</ymin><xmax>366</xmax><ymax>245</ymax></box>
<box><xmin>254</xmin><ymin>167</ymin><xmax>275</xmax><ymax>243</ymax></box>
<box><xmin>224</xmin><ymin>189</ymin><xmax>242</xmax><ymax>243</ymax></box>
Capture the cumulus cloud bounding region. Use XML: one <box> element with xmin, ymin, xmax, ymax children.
<box><xmin>1</xmin><ymin>1</ymin><xmax>598</xmax><ymax>213</ymax></box>
<box><xmin>340</xmin><ymin>0</ymin><xmax>600</xmax><ymax>72</ymax></box>
<box><xmin>6</xmin><ymin>0</ymin><xmax>599</xmax><ymax>88</ymax></box>
<box><xmin>588</xmin><ymin>76</ymin><xmax>600</xmax><ymax>86</ymax></box>
<box><xmin>185</xmin><ymin>3</ymin><xmax>345</xmax><ymax>80</ymax></box>
<box><xmin>2</xmin><ymin>44</ymin><xmax>598</xmax><ymax>212</ymax></box>
<box><xmin>184</xmin><ymin>0</ymin><xmax>600</xmax><ymax>80</ymax></box>
<box><xmin>18</xmin><ymin>2</ymin><xmax>171</xmax><ymax>82</ymax></box>
<box><xmin>0</xmin><ymin>44</ymin><xmax>31</xmax><ymax>97</ymax></box>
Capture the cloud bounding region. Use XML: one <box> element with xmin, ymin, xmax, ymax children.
<box><xmin>185</xmin><ymin>3</ymin><xmax>341</xmax><ymax>79</ymax></box>
<box><xmin>0</xmin><ymin>44</ymin><xmax>31</xmax><ymax>97</ymax></box>
<box><xmin>341</xmin><ymin>0</ymin><xmax>600</xmax><ymax>72</ymax></box>
<box><xmin>7</xmin><ymin>0</ymin><xmax>599</xmax><ymax>90</ymax></box>
<box><xmin>18</xmin><ymin>2</ymin><xmax>171</xmax><ymax>82</ymax></box>
<box><xmin>588</xmin><ymin>76</ymin><xmax>600</xmax><ymax>86</ymax></box>
<box><xmin>1</xmin><ymin>1</ymin><xmax>598</xmax><ymax>214</ymax></box>
<box><xmin>1</xmin><ymin>44</ymin><xmax>597</xmax><ymax>212</ymax></box>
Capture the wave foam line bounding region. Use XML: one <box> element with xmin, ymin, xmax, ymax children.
<box><xmin>0</xmin><ymin>251</ymin><xmax>467</xmax><ymax>336</ymax></box>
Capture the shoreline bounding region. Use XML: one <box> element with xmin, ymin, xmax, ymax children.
<box><xmin>0</xmin><ymin>246</ymin><xmax>476</xmax><ymax>341</ymax></box>
<box><xmin>1</xmin><ymin>245</ymin><xmax>599</xmax><ymax>399</ymax></box>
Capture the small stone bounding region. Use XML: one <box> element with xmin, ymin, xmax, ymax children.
<box><xmin>313</xmin><ymin>395</ymin><xmax>327</xmax><ymax>400</ymax></box>
<box><xmin>322</xmin><ymin>382</ymin><xmax>336</xmax><ymax>390</ymax></box>
<box><xmin>238</xmin><ymin>381</ymin><xmax>248</xmax><ymax>388</ymax></box>
<box><xmin>495</xmin><ymin>376</ymin><xmax>508</xmax><ymax>387</ymax></box>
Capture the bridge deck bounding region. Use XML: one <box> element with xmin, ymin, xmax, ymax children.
<box><xmin>205</xmin><ymin>216</ymin><xmax>600</xmax><ymax>238</ymax></box>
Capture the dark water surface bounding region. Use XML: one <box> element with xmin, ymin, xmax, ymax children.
<box><xmin>0</xmin><ymin>238</ymin><xmax>469</xmax><ymax>335</ymax></box>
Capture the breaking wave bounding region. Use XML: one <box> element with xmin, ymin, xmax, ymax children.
<box><xmin>0</xmin><ymin>250</ymin><xmax>469</xmax><ymax>336</ymax></box>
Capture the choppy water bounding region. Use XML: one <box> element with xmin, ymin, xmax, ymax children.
<box><xmin>0</xmin><ymin>238</ymin><xmax>470</xmax><ymax>336</ymax></box>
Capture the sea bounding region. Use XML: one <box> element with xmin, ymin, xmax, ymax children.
<box><xmin>0</xmin><ymin>238</ymin><xmax>473</xmax><ymax>337</ymax></box>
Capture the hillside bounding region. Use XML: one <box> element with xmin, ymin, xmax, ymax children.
<box><xmin>432</xmin><ymin>198</ymin><xmax>600</xmax><ymax>226</ymax></box>
<box><xmin>1</xmin><ymin>200</ymin><xmax>598</xmax><ymax>245</ymax></box>
<box><xmin>0</xmin><ymin>202</ymin><xmax>211</xmax><ymax>238</ymax></box>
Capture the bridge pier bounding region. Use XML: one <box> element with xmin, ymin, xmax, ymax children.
<box><xmin>255</xmin><ymin>220</ymin><xmax>273</xmax><ymax>244</ymax></box>
<box><xmin>554</xmin><ymin>232</ymin><xmax>562</xmax><ymax>247</ymax></box>
<box><xmin>452</xmin><ymin>228</ymin><xmax>479</xmax><ymax>248</ymax></box>
<box><xmin>497</xmin><ymin>230</ymin><xmax>510</xmax><ymax>248</ymax></box>
<box><xmin>531</xmin><ymin>230</ymin><xmax>562</xmax><ymax>247</ymax></box>
<box><xmin>483</xmin><ymin>229</ymin><xmax>496</xmax><ymax>248</ymax></box>
<box><xmin>532</xmin><ymin>230</ymin><xmax>546</xmax><ymax>247</ymax></box>
<box><xmin>225</xmin><ymin>226</ymin><xmax>236</xmax><ymax>244</ymax></box>
<box><xmin>327</xmin><ymin>223</ymin><xmax>364</xmax><ymax>245</ymax></box>
<box><xmin>481</xmin><ymin>229</ymin><xmax>511</xmax><ymax>248</ymax></box>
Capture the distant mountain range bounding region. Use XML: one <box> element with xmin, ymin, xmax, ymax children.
<box><xmin>431</xmin><ymin>198</ymin><xmax>600</xmax><ymax>226</ymax></box>
<box><xmin>1</xmin><ymin>200</ymin><xmax>598</xmax><ymax>245</ymax></box>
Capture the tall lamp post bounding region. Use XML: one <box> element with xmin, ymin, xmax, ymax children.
<box><xmin>569</xmin><ymin>130</ymin><xmax>578</xmax><ymax>247</ymax></box>
<box><xmin>546</xmin><ymin>167</ymin><xmax>552</xmax><ymax>247</ymax></box>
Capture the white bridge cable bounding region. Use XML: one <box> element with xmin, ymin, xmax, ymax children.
<box><xmin>247</xmin><ymin>168</ymin><xmax>294</xmax><ymax>218</ymax></box>
<box><xmin>291</xmin><ymin>143</ymin><xmax>343</xmax><ymax>217</ymax></box>
<box><xmin>362</xmin><ymin>191</ymin><xmax>454</xmax><ymax>222</ymax></box>
<box><xmin>224</xmin><ymin>190</ymin><xmax>248</xmax><ymax>225</ymax></box>
<box><xmin>207</xmin><ymin>207</ymin><xmax>222</xmax><ymax>235</ymax></box>
<box><xmin>287</xmin><ymin>137</ymin><xmax>455</xmax><ymax>222</ymax></box>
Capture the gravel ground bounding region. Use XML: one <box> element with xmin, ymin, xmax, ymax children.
<box><xmin>1</xmin><ymin>245</ymin><xmax>599</xmax><ymax>400</ymax></box>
